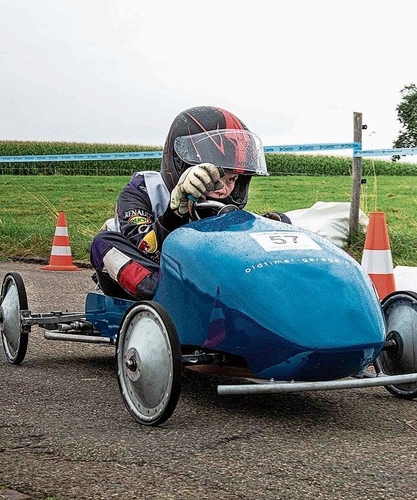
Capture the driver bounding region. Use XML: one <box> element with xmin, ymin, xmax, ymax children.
<box><xmin>90</xmin><ymin>105</ymin><xmax>290</xmax><ymax>300</ymax></box>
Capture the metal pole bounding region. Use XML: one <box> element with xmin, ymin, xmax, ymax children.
<box><xmin>217</xmin><ymin>372</ymin><xmax>417</xmax><ymax>395</ymax></box>
<box><xmin>349</xmin><ymin>112</ymin><xmax>363</xmax><ymax>238</ymax></box>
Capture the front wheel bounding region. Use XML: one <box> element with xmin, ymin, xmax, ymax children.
<box><xmin>116</xmin><ymin>301</ymin><xmax>182</xmax><ymax>426</ymax></box>
<box><xmin>375</xmin><ymin>290</ymin><xmax>417</xmax><ymax>398</ymax></box>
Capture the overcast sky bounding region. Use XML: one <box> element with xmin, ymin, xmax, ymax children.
<box><xmin>1</xmin><ymin>0</ymin><xmax>416</xmax><ymax>155</ymax></box>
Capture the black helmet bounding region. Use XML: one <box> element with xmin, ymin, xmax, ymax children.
<box><xmin>160</xmin><ymin>106</ymin><xmax>268</xmax><ymax>209</ymax></box>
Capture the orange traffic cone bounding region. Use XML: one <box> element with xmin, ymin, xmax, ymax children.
<box><xmin>41</xmin><ymin>212</ymin><xmax>81</xmax><ymax>271</ymax></box>
<box><xmin>361</xmin><ymin>211</ymin><xmax>395</xmax><ymax>299</ymax></box>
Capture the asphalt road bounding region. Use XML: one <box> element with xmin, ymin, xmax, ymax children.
<box><xmin>1</xmin><ymin>262</ymin><xmax>417</xmax><ymax>500</ymax></box>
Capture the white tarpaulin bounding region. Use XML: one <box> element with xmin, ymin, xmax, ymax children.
<box><xmin>285</xmin><ymin>201</ymin><xmax>369</xmax><ymax>248</ymax></box>
<box><xmin>394</xmin><ymin>266</ymin><xmax>417</xmax><ymax>294</ymax></box>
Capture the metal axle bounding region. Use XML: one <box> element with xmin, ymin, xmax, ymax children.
<box><xmin>44</xmin><ymin>331</ymin><xmax>112</xmax><ymax>344</ymax></box>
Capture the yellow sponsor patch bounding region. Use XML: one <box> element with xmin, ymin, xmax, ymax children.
<box><xmin>139</xmin><ymin>230</ymin><xmax>158</xmax><ymax>254</ymax></box>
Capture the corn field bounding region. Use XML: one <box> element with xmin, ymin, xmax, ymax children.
<box><xmin>1</xmin><ymin>140</ymin><xmax>417</xmax><ymax>176</ymax></box>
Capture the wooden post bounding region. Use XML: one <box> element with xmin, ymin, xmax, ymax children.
<box><xmin>349</xmin><ymin>112</ymin><xmax>363</xmax><ymax>238</ymax></box>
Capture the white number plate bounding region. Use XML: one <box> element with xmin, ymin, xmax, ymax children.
<box><xmin>249</xmin><ymin>231</ymin><xmax>322</xmax><ymax>252</ymax></box>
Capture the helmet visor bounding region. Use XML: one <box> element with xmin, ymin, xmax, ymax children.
<box><xmin>174</xmin><ymin>129</ymin><xmax>268</xmax><ymax>176</ymax></box>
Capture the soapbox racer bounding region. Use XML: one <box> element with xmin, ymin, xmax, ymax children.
<box><xmin>2</xmin><ymin>200</ymin><xmax>417</xmax><ymax>426</ymax></box>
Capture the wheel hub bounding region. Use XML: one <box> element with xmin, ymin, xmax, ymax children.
<box><xmin>384</xmin><ymin>330</ymin><xmax>403</xmax><ymax>359</ymax></box>
<box><xmin>125</xmin><ymin>347</ymin><xmax>141</xmax><ymax>381</ymax></box>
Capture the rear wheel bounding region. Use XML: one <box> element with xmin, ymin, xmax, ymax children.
<box><xmin>116</xmin><ymin>301</ymin><xmax>182</xmax><ymax>426</ymax></box>
<box><xmin>0</xmin><ymin>272</ymin><xmax>30</xmax><ymax>364</ymax></box>
<box><xmin>375</xmin><ymin>290</ymin><xmax>417</xmax><ymax>398</ymax></box>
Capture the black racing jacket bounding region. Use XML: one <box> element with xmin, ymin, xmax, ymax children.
<box><xmin>115</xmin><ymin>171</ymin><xmax>190</xmax><ymax>264</ymax></box>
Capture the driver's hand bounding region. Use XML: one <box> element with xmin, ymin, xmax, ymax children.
<box><xmin>170</xmin><ymin>163</ymin><xmax>224</xmax><ymax>215</ymax></box>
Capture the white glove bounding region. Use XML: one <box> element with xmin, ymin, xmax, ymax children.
<box><xmin>170</xmin><ymin>163</ymin><xmax>224</xmax><ymax>215</ymax></box>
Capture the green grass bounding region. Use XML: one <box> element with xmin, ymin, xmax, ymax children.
<box><xmin>1</xmin><ymin>174</ymin><xmax>416</xmax><ymax>266</ymax></box>
<box><xmin>0</xmin><ymin>175</ymin><xmax>126</xmax><ymax>262</ymax></box>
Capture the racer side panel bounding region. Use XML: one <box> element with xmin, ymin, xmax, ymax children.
<box><xmin>85</xmin><ymin>291</ymin><xmax>135</xmax><ymax>340</ymax></box>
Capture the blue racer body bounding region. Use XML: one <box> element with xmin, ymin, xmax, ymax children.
<box><xmin>86</xmin><ymin>210</ymin><xmax>385</xmax><ymax>382</ymax></box>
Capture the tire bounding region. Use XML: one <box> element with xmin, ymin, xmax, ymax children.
<box><xmin>375</xmin><ymin>290</ymin><xmax>417</xmax><ymax>399</ymax></box>
<box><xmin>1</xmin><ymin>272</ymin><xmax>30</xmax><ymax>364</ymax></box>
<box><xmin>116</xmin><ymin>301</ymin><xmax>182</xmax><ymax>426</ymax></box>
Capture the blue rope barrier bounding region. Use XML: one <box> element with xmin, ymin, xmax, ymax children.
<box><xmin>0</xmin><ymin>143</ymin><xmax>360</xmax><ymax>163</ymax></box>
<box><xmin>0</xmin><ymin>143</ymin><xmax>415</xmax><ymax>163</ymax></box>
<box><xmin>0</xmin><ymin>151</ymin><xmax>163</xmax><ymax>163</ymax></box>
<box><xmin>264</xmin><ymin>142</ymin><xmax>360</xmax><ymax>153</ymax></box>
<box><xmin>353</xmin><ymin>147</ymin><xmax>417</xmax><ymax>157</ymax></box>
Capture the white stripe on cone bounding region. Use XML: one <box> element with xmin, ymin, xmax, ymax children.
<box><xmin>54</xmin><ymin>226</ymin><xmax>69</xmax><ymax>236</ymax></box>
<box><xmin>50</xmin><ymin>246</ymin><xmax>72</xmax><ymax>256</ymax></box>
<box><xmin>361</xmin><ymin>249</ymin><xmax>394</xmax><ymax>274</ymax></box>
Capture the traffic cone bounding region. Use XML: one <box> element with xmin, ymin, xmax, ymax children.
<box><xmin>361</xmin><ymin>211</ymin><xmax>395</xmax><ymax>299</ymax></box>
<box><xmin>41</xmin><ymin>212</ymin><xmax>81</xmax><ymax>271</ymax></box>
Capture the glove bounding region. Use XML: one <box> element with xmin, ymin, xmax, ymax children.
<box><xmin>170</xmin><ymin>163</ymin><xmax>224</xmax><ymax>215</ymax></box>
<box><xmin>263</xmin><ymin>211</ymin><xmax>292</xmax><ymax>225</ymax></box>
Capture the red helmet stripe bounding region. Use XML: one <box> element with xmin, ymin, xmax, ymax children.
<box><xmin>221</xmin><ymin>109</ymin><xmax>251</xmax><ymax>173</ymax></box>
<box><xmin>184</xmin><ymin>108</ymin><xmax>251</xmax><ymax>173</ymax></box>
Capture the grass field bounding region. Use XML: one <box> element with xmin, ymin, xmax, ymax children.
<box><xmin>1</xmin><ymin>174</ymin><xmax>416</xmax><ymax>266</ymax></box>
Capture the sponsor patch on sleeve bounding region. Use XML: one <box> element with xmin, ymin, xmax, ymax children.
<box><xmin>128</xmin><ymin>214</ymin><xmax>152</xmax><ymax>225</ymax></box>
<box><xmin>139</xmin><ymin>230</ymin><xmax>158</xmax><ymax>254</ymax></box>
<box><xmin>124</xmin><ymin>208</ymin><xmax>152</xmax><ymax>224</ymax></box>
